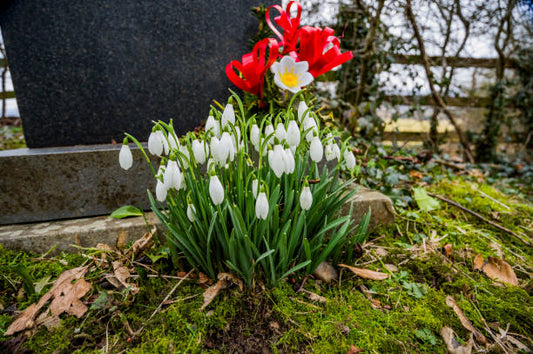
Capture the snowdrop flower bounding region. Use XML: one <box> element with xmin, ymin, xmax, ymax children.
<box><xmin>303</xmin><ymin>117</ymin><xmax>318</xmax><ymax>143</ymax></box>
<box><xmin>271</xmin><ymin>56</ymin><xmax>314</xmax><ymax>94</ymax></box>
<box><xmin>205</xmin><ymin>115</ymin><xmax>221</xmax><ymax>137</ymax></box>
<box><xmin>148</xmin><ymin>130</ymin><xmax>165</xmax><ymax>156</ymax></box>
<box><xmin>310</xmin><ymin>136</ymin><xmax>323</xmax><ymax>162</ymax></box>
<box><xmin>284</xmin><ymin>148</ymin><xmax>295</xmax><ymax>174</ymax></box>
<box><xmin>164</xmin><ymin>160</ymin><xmax>183</xmax><ymax>190</ymax></box>
<box><xmin>221</xmin><ymin>103</ymin><xmax>235</xmax><ymax>128</ymax></box>
<box><xmin>168</xmin><ymin>133</ymin><xmax>180</xmax><ymax>150</ymax></box>
<box><xmin>298</xmin><ymin>101</ymin><xmax>310</xmax><ymax>124</ymax></box>
<box><xmin>268</xmin><ymin>145</ymin><xmax>286</xmax><ymax>178</ymax></box>
<box><xmin>209</xmin><ymin>175</ymin><xmax>224</xmax><ymax>205</ymax></box>
<box><xmin>210</xmin><ymin>135</ymin><xmax>230</xmax><ymax>164</ymax></box>
<box><xmin>250</xmin><ymin>124</ymin><xmax>260</xmax><ymax>149</ymax></box>
<box><xmin>325</xmin><ymin>140</ymin><xmax>340</xmax><ymax>162</ymax></box>
<box><xmin>255</xmin><ymin>192</ymin><xmax>269</xmax><ymax>220</ymax></box>
<box><xmin>155</xmin><ymin>180</ymin><xmax>167</xmax><ymax>202</ymax></box>
<box><xmin>221</xmin><ymin>132</ymin><xmax>235</xmax><ymax>162</ymax></box>
<box><xmin>265</xmin><ymin>124</ymin><xmax>275</xmax><ymax>145</ymax></box>
<box><xmin>286</xmin><ymin>120</ymin><xmax>301</xmax><ymax>147</ymax></box>
<box><xmin>192</xmin><ymin>139</ymin><xmax>207</xmax><ymax>164</ymax></box>
<box><xmin>275</xmin><ymin>123</ymin><xmax>287</xmax><ymax>142</ymax></box>
<box><xmin>187</xmin><ymin>203</ymin><xmax>196</xmax><ymax>222</ymax></box>
<box><xmin>344</xmin><ymin>149</ymin><xmax>356</xmax><ymax>170</ymax></box>
<box><xmin>179</xmin><ymin>145</ymin><xmax>190</xmax><ymax>169</ymax></box>
<box><xmin>119</xmin><ymin>141</ymin><xmax>133</xmax><ymax>170</ymax></box>
<box><xmin>252</xmin><ymin>179</ymin><xmax>259</xmax><ymax>198</ymax></box>
<box><xmin>300</xmin><ymin>184</ymin><xmax>313</xmax><ymax>210</ymax></box>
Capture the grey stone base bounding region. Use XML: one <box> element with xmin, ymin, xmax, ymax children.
<box><xmin>0</xmin><ymin>185</ymin><xmax>394</xmax><ymax>255</ymax></box>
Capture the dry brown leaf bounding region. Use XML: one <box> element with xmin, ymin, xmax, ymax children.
<box><xmin>445</xmin><ymin>296</ymin><xmax>487</xmax><ymax>345</ymax></box>
<box><xmin>111</xmin><ymin>261</ymin><xmax>139</xmax><ymax>294</ymax></box>
<box><xmin>126</xmin><ymin>225</ymin><xmax>156</xmax><ymax>258</ymax></box>
<box><xmin>346</xmin><ymin>344</ymin><xmax>365</xmax><ymax>354</ymax></box>
<box><xmin>384</xmin><ymin>264</ymin><xmax>398</xmax><ymax>273</ymax></box>
<box><xmin>440</xmin><ymin>326</ymin><xmax>473</xmax><ymax>354</ymax></box>
<box><xmin>313</xmin><ymin>261</ymin><xmax>338</xmax><ymax>283</ymax></box>
<box><xmin>5</xmin><ymin>266</ymin><xmax>89</xmax><ymax>336</ymax></box>
<box><xmin>200</xmin><ymin>273</ymin><xmax>242</xmax><ymax>311</ymax></box>
<box><xmin>49</xmin><ymin>278</ymin><xmax>91</xmax><ymax>317</ymax></box>
<box><xmin>443</xmin><ymin>244</ymin><xmax>453</xmax><ymax>259</ymax></box>
<box><xmin>472</xmin><ymin>254</ymin><xmax>518</xmax><ymax>286</ymax></box>
<box><xmin>116</xmin><ymin>229</ymin><xmax>129</xmax><ymax>249</ymax></box>
<box><xmin>308</xmin><ymin>292</ymin><xmax>327</xmax><ymax>304</ymax></box>
<box><xmin>35</xmin><ymin>312</ymin><xmax>60</xmax><ymax>331</ymax></box>
<box><xmin>338</xmin><ymin>264</ymin><xmax>389</xmax><ymax>281</ymax></box>
<box><xmin>96</xmin><ymin>243</ymin><xmax>114</xmax><ymax>252</ymax></box>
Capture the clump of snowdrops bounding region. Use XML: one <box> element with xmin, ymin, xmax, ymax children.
<box><xmin>120</xmin><ymin>92</ymin><xmax>367</xmax><ymax>287</ymax></box>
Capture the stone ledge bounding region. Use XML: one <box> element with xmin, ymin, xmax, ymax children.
<box><xmin>0</xmin><ymin>186</ymin><xmax>394</xmax><ymax>254</ymax></box>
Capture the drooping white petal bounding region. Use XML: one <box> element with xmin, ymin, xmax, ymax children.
<box><xmin>192</xmin><ymin>139</ymin><xmax>207</xmax><ymax>164</ymax></box>
<box><xmin>325</xmin><ymin>144</ymin><xmax>336</xmax><ymax>162</ymax></box>
<box><xmin>298</xmin><ymin>101</ymin><xmax>309</xmax><ymax>123</ymax></box>
<box><xmin>205</xmin><ymin>115</ymin><xmax>221</xmax><ymax>137</ymax></box>
<box><xmin>164</xmin><ymin>160</ymin><xmax>183</xmax><ymax>190</ymax></box>
<box><xmin>211</xmin><ymin>136</ymin><xmax>229</xmax><ymax>164</ymax></box>
<box><xmin>284</xmin><ymin>148</ymin><xmax>295</xmax><ymax>174</ymax></box>
<box><xmin>268</xmin><ymin>145</ymin><xmax>286</xmax><ymax>178</ymax></box>
<box><xmin>250</xmin><ymin>124</ymin><xmax>260</xmax><ymax>148</ymax></box>
<box><xmin>255</xmin><ymin>192</ymin><xmax>269</xmax><ymax>220</ymax></box>
<box><xmin>187</xmin><ymin>203</ymin><xmax>196</xmax><ymax>222</ymax></box>
<box><xmin>332</xmin><ymin>143</ymin><xmax>341</xmax><ymax>160</ymax></box>
<box><xmin>344</xmin><ymin>149</ymin><xmax>356</xmax><ymax>170</ymax></box>
<box><xmin>304</xmin><ymin>117</ymin><xmax>318</xmax><ymax>142</ymax></box>
<box><xmin>209</xmin><ymin>175</ymin><xmax>224</xmax><ymax>205</ymax></box>
<box><xmin>265</xmin><ymin>124</ymin><xmax>275</xmax><ymax>145</ymax></box>
<box><xmin>310</xmin><ymin>136</ymin><xmax>323</xmax><ymax>162</ymax></box>
<box><xmin>155</xmin><ymin>180</ymin><xmax>167</xmax><ymax>202</ymax></box>
<box><xmin>286</xmin><ymin>120</ymin><xmax>301</xmax><ymax>147</ymax></box>
<box><xmin>119</xmin><ymin>144</ymin><xmax>133</xmax><ymax>170</ymax></box>
<box><xmin>300</xmin><ymin>186</ymin><xmax>313</xmax><ymax>210</ymax></box>
<box><xmin>275</xmin><ymin>123</ymin><xmax>287</xmax><ymax>142</ymax></box>
<box><xmin>252</xmin><ymin>179</ymin><xmax>259</xmax><ymax>198</ymax></box>
<box><xmin>179</xmin><ymin>145</ymin><xmax>190</xmax><ymax>169</ymax></box>
<box><xmin>221</xmin><ymin>132</ymin><xmax>235</xmax><ymax>162</ymax></box>
<box><xmin>221</xmin><ymin>103</ymin><xmax>235</xmax><ymax>128</ymax></box>
<box><xmin>148</xmin><ymin>131</ymin><xmax>164</xmax><ymax>156</ymax></box>
<box><xmin>168</xmin><ymin>133</ymin><xmax>180</xmax><ymax>151</ymax></box>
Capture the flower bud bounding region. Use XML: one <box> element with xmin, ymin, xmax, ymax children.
<box><xmin>344</xmin><ymin>149</ymin><xmax>356</xmax><ymax>170</ymax></box>
<box><xmin>209</xmin><ymin>175</ymin><xmax>224</xmax><ymax>205</ymax></box>
<box><xmin>210</xmin><ymin>135</ymin><xmax>229</xmax><ymax>164</ymax></box>
<box><xmin>250</xmin><ymin>124</ymin><xmax>260</xmax><ymax>149</ymax></box>
<box><xmin>192</xmin><ymin>139</ymin><xmax>207</xmax><ymax>164</ymax></box>
<box><xmin>287</xmin><ymin>120</ymin><xmax>301</xmax><ymax>147</ymax></box>
<box><xmin>275</xmin><ymin>123</ymin><xmax>287</xmax><ymax>142</ymax></box>
<box><xmin>265</xmin><ymin>124</ymin><xmax>275</xmax><ymax>145</ymax></box>
<box><xmin>268</xmin><ymin>145</ymin><xmax>285</xmax><ymax>178</ymax></box>
<box><xmin>300</xmin><ymin>185</ymin><xmax>312</xmax><ymax>210</ymax></box>
<box><xmin>156</xmin><ymin>179</ymin><xmax>167</xmax><ymax>202</ymax></box>
<box><xmin>179</xmin><ymin>145</ymin><xmax>190</xmax><ymax>169</ymax></box>
<box><xmin>252</xmin><ymin>179</ymin><xmax>259</xmax><ymax>198</ymax></box>
<box><xmin>119</xmin><ymin>143</ymin><xmax>133</xmax><ymax>170</ymax></box>
<box><xmin>325</xmin><ymin>141</ymin><xmax>340</xmax><ymax>162</ymax></box>
<box><xmin>205</xmin><ymin>115</ymin><xmax>221</xmax><ymax>137</ymax></box>
<box><xmin>148</xmin><ymin>130</ymin><xmax>164</xmax><ymax>156</ymax></box>
<box><xmin>187</xmin><ymin>203</ymin><xmax>196</xmax><ymax>222</ymax></box>
<box><xmin>304</xmin><ymin>117</ymin><xmax>318</xmax><ymax>142</ymax></box>
<box><xmin>310</xmin><ymin>136</ymin><xmax>323</xmax><ymax>162</ymax></box>
<box><xmin>221</xmin><ymin>132</ymin><xmax>235</xmax><ymax>162</ymax></box>
<box><xmin>168</xmin><ymin>133</ymin><xmax>180</xmax><ymax>151</ymax></box>
<box><xmin>255</xmin><ymin>192</ymin><xmax>269</xmax><ymax>220</ymax></box>
<box><xmin>284</xmin><ymin>148</ymin><xmax>295</xmax><ymax>174</ymax></box>
<box><xmin>298</xmin><ymin>101</ymin><xmax>309</xmax><ymax>123</ymax></box>
<box><xmin>164</xmin><ymin>160</ymin><xmax>183</xmax><ymax>190</ymax></box>
<box><xmin>221</xmin><ymin>103</ymin><xmax>235</xmax><ymax>128</ymax></box>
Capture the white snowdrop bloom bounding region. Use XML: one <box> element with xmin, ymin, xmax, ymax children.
<box><xmin>192</xmin><ymin>139</ymin><xmax>207</xmax><ymax>164</ymax></box>
<box><xmin>221</xmin><ymin>132</ymin><xmax>235</xmax><ymax>162</ymax></box>
<box><xmin>209</xmin><ymin>175</ymin><xmax>224</xmax><ymax>205</ymax></box>
<box><xmin>205</xmin><ymin>115</ymin><xmax>221</xmax><ymax>137</ymax></box>
<box><xmin>275</xmin><ymin>123</ymin><xmax>287</xmax><ymax>142</ymax></box>
<box><xmin>148</xmin><ymin>130</ymin><xmax>164</xmax><ymax>156</ymax></box>
<box><xmin>286</xmin><ymin>120</ymin><xmax>301</xmax><ymax>147</ymax></box>
<box><xmin>255</xmin><ymin>192</ymin><xmax>269</xmax><ymax>220</ymax></box>
<box><xmin>310</xmin><ymin>136</ymin><xmax>323</xmax><ymax>162</ymax></box>
<box><xmin>155</xmin><ymin>180</ymin><xmax>167</xmax><ymax>202</ymax></box>
<box><xmin>304</xmin><ymin>117</ymin><xmax>318</xmax><ymax>142</ymax></box>
<box><xmin>119</xmin><ymin>143</ymin><xmax>133</xmax><ymax>170</ymax></box>
<box><xmin>210</xmin><ymin>136</ymin><xmax>229</xmax><ymax>164</ymax></box>
<box><xmin>161</xmin><ymin>132</ymin><xmax>170</xmax><ymax>155</ymax></box>
<box><xmin>344</xmin><ymin>149</ymin><xmax>356</xmax><ymax>170</ymax></box>
<box><xmin>187</xmin><ymin>203</ymin><xmax>196</xmax><ymax>222</ymax></box>
<box><xmin>284</xmin><ymin>148</ymin><xmax>295</xmax><ymax>174</ymax></box>
<box><xmin>221</xmin><ymin>103</ymin><xmax>235</xmax><ymax>128</ymax></box>
<box><xmin>179</xmin><ymin>145</ymin><xmax>190</xmax><ymax>169</ymax></box>
<box><xmin>168</xmin><ymin>133</ymin><xmax>180</xmax><ymax>151</ymax></box>
<box><xmin>156</xmin><ymin>164</ymin><xmax>164</xmax><ymax>178</ymax></box>
<box><xmin>325</xmin><ymin>143</ymin><xmax>336</xmax><ymax>162</ymax></box>
<box><xmin>265</xmin><ymin>124</ymin><xmax>275</xmax><ymax>145</ymax></box>
<box><xmin>290</xmin><ymin>145</ymin><xmax>297</xmax><ymax>155</ymax></box>
<box><xmin>271</xmin><ymin>56</ymin><xmax>314</xmax><ymax>94</ymax></box>
<box><xmin>252</xmin><ymin>179</ymin><xmax>259</xmax><ymax>198</ymax></box>
<box><xmin>331</xmin><ymin>143</ymin><xmax>341</xmax><ymax>160</ymax></box>
<box><xmin>298</xmin><ymin>101</ymin><xmax>309</xmax><ymax>123</ymax></box>
<box><xmin>300</xmin><ymin>185</ymin><xmax>313</xmax><ymax>210</ymax></box>
<box><xmin>250</xmin><ymin>124</ymin><xmax>260</xmax><ymax>149</ymax></box>
<box><xmin>268</xmin><ymin>145</ymin><xmax>285</xmax><ymax>178</ymax></box>
<box><xmin>164</xmin><ymin>160</ymin><xmax>183</xmax><ymax>190</ymax></box>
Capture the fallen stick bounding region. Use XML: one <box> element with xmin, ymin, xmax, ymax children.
<box><xmin>428</xmin><ymin>192</ymin><xmax>531</xmax><ymax>246</ymax></box>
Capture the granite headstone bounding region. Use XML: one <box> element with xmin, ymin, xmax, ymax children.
<box><xmin>0</xmin><ymin>0</ymin><xmax>276</xmax><ymax>148</ymax></box>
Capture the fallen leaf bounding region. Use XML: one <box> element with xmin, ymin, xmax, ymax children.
<box><xmin>443</xmin><ymin>244</ymin><xmax>453</xmax><ymax>259</ymax></box>
<box><xmin>338</xmin><ymin>264</ymin><xmax>389</xmax><ymax>281</ymax></box>
<box><xmin>308</xmin><ymin>292</ymin><xmax>326</xmax><ymax>304</ymax></box>
<box><xmin>125</xmin><ymin>225</ymin><xmax>156</xmax><ymax>258</ymax></box>
<box><xmin>409</xmin><ymin>170</ymin><xmax>423</xmax><ymax>179</ymax></box>
<box><xmin>472</xmin><ymin>255</ymin><xmax>518</xmax><ymax>286</ymax></box>
<box><xmin>5</xmin><ymin>266</ymin><xmax>89</xmax><ymax>336</ymax></box>
<box><xmin>115</xmin><ymin>229</ymin><xmax>129</xmax><ymax>249</ymax></box>
<box><xmin>346</xmin><ymin>344</ymin><xmax>365</xmax><ymax>354</ymax></box>
<box><xmin>445</xmin><ymin>296</ymin><xmax>487</xmax><ymax>345</ymax></box>
<box><xmin>313</xmin><ymin>261</ymin><xmax>338</xmax><ymax>283</ymax></box>
<box><xmin>440</xmin><ymin>326</ymin><xmax>473</xmax><ymax>354</ymax></box>
<box><xmin>200</xmin><ymin>273</ymin><xmax>242</xmax><ymax>311</ymax></box>
<box><xmin>412</xmin><ymin>187</ymin><xmax>440</xmax><ymax>212</ymax></box>
<box><xmin>111</xmin><ymin>261</ymin><xmax>139</xmax><ymax>294</ymax></box>
<box><xmin>96</xmin><ymin>243</ymin><xmax>114</xmax><ymax>252</ymax></box>
<box><xmin>384</xmin><ymin>264</ymin><xmax>398</xmax><ymax>273</ymax></box>
<box><xmin>35</xmin><ymin>312</ymin><xmax>60</xmax><ymax>331</ymax></box>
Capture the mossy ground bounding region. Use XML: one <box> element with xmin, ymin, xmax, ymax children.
<box><xmin>1</xmin><ymin>176</ymin><xmax>532</xmax><ymax>353</ymax></box>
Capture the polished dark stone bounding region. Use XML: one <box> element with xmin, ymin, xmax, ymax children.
<box><xmin>0</xmin><ymin>0</ymin><xmax>275</xmax><ymax>148</ymax></box>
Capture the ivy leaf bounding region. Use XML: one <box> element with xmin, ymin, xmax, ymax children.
<box><xmin>110</xmin><ymin>205</ymin><xmax>143</xmax><ymax>219</ymax></box>
<box><xmin>412</xmin><ymin>187</ymin><xmax>440</xmax><ymax>212</ymax></box>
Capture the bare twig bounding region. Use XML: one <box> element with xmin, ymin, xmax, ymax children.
<box><xmin>428</xmin><ymin>192</ymin><xmax>531</xmax><ymax>246</ymax></box>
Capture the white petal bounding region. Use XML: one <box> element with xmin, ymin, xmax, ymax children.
<box><xmin>300</xmin><ymin>186</ymin><xmax>313</xmax><ymax>210</ymax></box>
<box><xmin>255</xmin><ymin>192</ymin><xmax>269</xmax><ymax>220</ymax></box>
<box><xmin>298</xmin><ymin>102</ymin><xmax>309</xmax><ymax>123</ymax></box>
<box><xmin>156</xmin><ymin>180</ymin><xmax>167</xmax><ymax>202</ymax></box>
<box><xmin>148</xmin><ymin>132</ymin><xmax>163</xmax><ymax>156</ymax></box>
<box><xmin>119</xmin><ymin>144</ymin><xmax>133</xmax><ymax>170</ymax></box>
<box><xmin>275</xmin><ymin>123</ymin><xmax>287</xmax><ymax>142</ymax></box>
<box><xmin>270</xmin><ymin>61</ymin><xmax>281</xmax><ymax>74</ymax></box>
<box><xmin>293</xmin><ymin>60</ymin><xmax>309</xmax><ymax>74</ymax></box>
<box><xmin>221</xmin><ymin>103</ymin><xmax>235</xmax><ymax>128</ymax></box>
<box><xmin>279</xmin><ymin>55</ymin><xmax>296</xmax><ymax>69</ymax></box>
<box><xmin>187</xmin><ymin>204</ymin><xmax>196</xmax><ymax>222</ymax></box>
<box><xmin>251</xmin><ymin>124</ymin><xmax>260</xmax><ymax>148</ymax></box>
<box><xmin>209</xmin><ymin>176</ymin><xmax>224</xmax><ymax>205</ymax></box>
<box><xmin>298</xmin><ymin>72</ymin><xmax>314</xmax><ymax>87</ymax></box>
<box><xmin>310</xmin><ymin>137</ymin><xmax>323</xmax><ymax>162</ymax></box>
<box><xmin>252</xmin><ymin>179</ymin><xmax>259</xmax><ymax>198</ymax></box>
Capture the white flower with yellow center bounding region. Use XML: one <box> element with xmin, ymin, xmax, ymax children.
<box><xmin>271</xmin><ymin>56</ymin><xmax>314</xmax><ymax>94</ymax></box>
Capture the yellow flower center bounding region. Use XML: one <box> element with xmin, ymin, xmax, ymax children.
<box><xmin>279</xmin><ymin>69</ymin><xmax>299</xmax><ymax>88</ymax></box>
